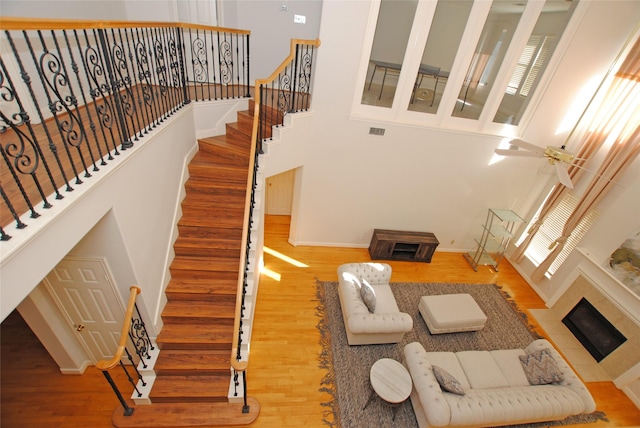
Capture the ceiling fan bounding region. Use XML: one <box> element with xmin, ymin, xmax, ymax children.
<box><xmin>495</xmin><ymin>139</ymin><xmax>576</xmax><ymax>189</ymax></box>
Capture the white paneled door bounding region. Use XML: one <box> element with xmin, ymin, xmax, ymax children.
<box><xmin>44</xmin><ymin>257</ymin><xmax>124</xmax><ymax>363</ymax></box>
<box><xmin>266</xmin><ymin>169</ymin><xmax>295</xmax><ymax>215</ymax></box>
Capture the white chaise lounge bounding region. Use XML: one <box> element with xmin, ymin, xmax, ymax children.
<box><xmin>337</xmin><ymin>262</ymin><xmax>413</xmax><ymax>345</ymax></box>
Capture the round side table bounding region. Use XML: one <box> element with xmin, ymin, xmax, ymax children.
<box><xmin>362</xmin><ymin>358</ymin><xmax>412</xmax><ymax>420</ymax></box>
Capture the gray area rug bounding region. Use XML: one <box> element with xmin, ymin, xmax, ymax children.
<box><xmin>316</xmin><ymin>281</ymin><xmax>608</xmax><ymax>428</ymax></box>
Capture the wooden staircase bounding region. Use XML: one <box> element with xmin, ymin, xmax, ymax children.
<box><xmin>113</xmin><ymin>101</ymin><xmax>262</xmax><ymax>427</ymax></box>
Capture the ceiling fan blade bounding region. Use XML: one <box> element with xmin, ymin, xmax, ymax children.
<box><xmin>495</xmin><ymin>148</ymin><xmax>543</xmax><ymax>157</ymax></box>
<box><xmin>508</xmin><ymin>139</ymin><xmax>546</xmax><ymax>155</ymax></box>
<box><xmin>555</xmin><ymin>162</ymin><xmax>574</xmax><ymax>189</ymax></box>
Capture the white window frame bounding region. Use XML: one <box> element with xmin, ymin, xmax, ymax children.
<box><xmin>350</xmin><ymin>0</ymin><xmax>587</xmax><ymax>137</ymax></box>
<box><xmin>519</xmin><ymin>192</ymin><xmax>598</xmax><ymax>278</ymax></box>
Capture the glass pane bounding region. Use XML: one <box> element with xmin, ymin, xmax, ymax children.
<box><xmin>452</xmin><ymin>0</ymin><xmax>525</xmax><ymax>120</ymax></box>
<box><xmin>494</xmin><ymin>0</ymin><xmax>578</xmax><ymax>125</ymax></box>
<box><xmin>408</xmin><ymin>0</ymin><xmax>474</xmax><ymax>114</ymax></box>
<box><xmin>361</xmin><ymin>0</ymin><xmax>418</xmax><ymax>108</ymax></box>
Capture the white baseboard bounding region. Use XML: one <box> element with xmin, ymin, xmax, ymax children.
<box><xmin>60</xmin><ymin>360</ymin><xmax>90</xmax><ymax>375</ymax></box>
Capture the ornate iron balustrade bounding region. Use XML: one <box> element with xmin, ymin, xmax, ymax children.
<box><xmin>229</xmin><ymin>38</ymin><xmax>320</xmax><ymax>414</ymax></box>
<box><xmin>96</xmin><ymin>285</ymin><xmax>153</xmax><ymax>416</ymax></box>
<box><xmin>256</xmin><ymin>38</ymin><xmax>320</xmax><ymax>152</ymax></box>
<box><xmin>0</xmin><ymin>18</ymin><xmax>251</xmax><ymax>240</ymax></box>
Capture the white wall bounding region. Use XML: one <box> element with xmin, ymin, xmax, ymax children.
<box><xmin>0</xmin><ymin>0</ymin><xmax>180</xmax><ymax>22</ymax></box>
<box><xmin>221</xmin><ymin>0</ymin><xmax>323</xmax><ymax>81</ymax></box>
<box><xmin>262</xmin><ymin>0</ymin><xmax>544</xmax><ymax>250</ymax></box>
<box><xmin>261</xmin><ymin>0</ymin><xmax>640</xmax><ymax>283</ymax></box>
<box><xmin>0</xmin><ymin>108</ymin><xmax>197</xmax><ymax>324</ymax></box>
<box><xmin>0</xmin><ymin>0</ymin><xmax>128</xmax><ymax>20</ymax></box>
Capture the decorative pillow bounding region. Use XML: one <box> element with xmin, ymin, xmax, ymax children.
<box><xmin>519</xmin><ymin>348</ymin><xmax>565</xmax><ymax>385</ymax></box>
<box><xmin>360</xmin><ymin>278</ymin><xmax>376</xmax><ymax>313</ymax></box>
<box><xmin>432</xmin><ymin>365</ymin><xmax>466</xmax><ymax>395</ymax></box>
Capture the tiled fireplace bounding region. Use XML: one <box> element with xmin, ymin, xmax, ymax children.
<box><xmin>531</xmin><ymin>250</ymin><xmax>640</xmax><ymax>389</ymax></box>
<box><xmin>561</xmin><ymin>297</ymin><xmax>627</xmax><ymax>363</ymax></box>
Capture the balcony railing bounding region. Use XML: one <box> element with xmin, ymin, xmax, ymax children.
<box><xmin>0</xmin><ymin>18</ymin><xmax>250</xmax><ymax>239</ymax></box>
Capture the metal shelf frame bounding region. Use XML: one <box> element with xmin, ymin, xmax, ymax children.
<box><xmin>464</xmin><ymin>208</ymin><xmax>524</xmax><ymax>272</ymax></box>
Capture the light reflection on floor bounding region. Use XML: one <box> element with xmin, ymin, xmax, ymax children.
<box><xmin>261</xmin><ymin>246</ymin><xmax>309</xmax><ymax>282</ymax></box>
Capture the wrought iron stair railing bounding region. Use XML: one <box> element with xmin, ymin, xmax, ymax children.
<box><xmin>230</xmin><ymin>37</ymin><xmax>320</xmax><ymax>413</ymax></box>
<box><xmin>96</xmin><ymin>285</ymin><xmax>154</xmax><ymax>416</ymax></box>
<box><xmin>255</xmin><ymin>38</ymin><xmax>321</xmax><ymax>152</ymax></box>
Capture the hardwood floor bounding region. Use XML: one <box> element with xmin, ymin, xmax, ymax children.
<box><xmin>2</xmin><ymin>214</ymin><xmax>639</xmax><ymax>427</ymax></box>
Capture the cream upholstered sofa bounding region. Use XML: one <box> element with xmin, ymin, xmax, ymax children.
<box><xmin>337</xmin><ymin>262</ymin><xmax>413</xmax><ymax>345</ymax></box>
<box><xmin>403</xmin><ymin>339</ymin><xmax>596</xmax><ymax>427</ymax></box>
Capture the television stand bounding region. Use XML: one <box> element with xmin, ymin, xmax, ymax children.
<box><xmin>369</xmin><ymin>229</ymin><xmax>439</xmax><ymax>263</ymax></box>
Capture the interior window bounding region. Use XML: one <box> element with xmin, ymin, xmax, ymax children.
<box><xmin>493</xmin><ymin>0</ymin><xmax>577</xmax><ymax>125</ymax></box>
<box><xmin>358</xmin><ymin>0</ymin><xmax>580</xmax><ymax>130</ymax></box>
<box><xmin>361</xmin><ymin>0</ymin><xmax>418</xmax><ymax>108</ymax></box>
<box><xmin>452</xmin><ymin>0</ymin><xmax>524</xmax><ymax>120</ymax></box>
<box><xmin>408</xmin><ymin>0</ymin><xmax>474</xmax><ymax>114</ymax></box>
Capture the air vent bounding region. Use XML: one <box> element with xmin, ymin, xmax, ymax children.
<box><xmin>369</xmin><ymin>127</ymin><xmax>385</xmax><ymax>136</ymax></box>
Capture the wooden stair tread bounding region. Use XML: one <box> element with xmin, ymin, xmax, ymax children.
<box><xmin>182</xmin><ymin>188</ymin><xmax>246</xmax><ymax>205</ymax></box>
<box><xmin>181</xmin><ymin>196</ymin><xmax>245</xmax><ymax>209</ymax></box>
<box><xmin>185</xmin><ymin>178</ymin><xmax>248</xmax><ymax>192</ymax></box>
<box><xmin>165</xmin><ymin>276</ymin><xmax>238</xmax><ymax>298</ymax></box>
<box><xmin>174</xmin><ymin>235</ymin><xmax>242</xmax><ymax>250</ymax></box>
<box><xmin>180</xmin><ymin>206</ymin><xmax>245</xmax><ymax>221</ymax></box>
<box><xmin>165</xmin><ymin>281</ymin><xmax>237</xmax><ymax>293</ymax></box>
<box><xmin>112</xmin><ymin>398</ymin><xmax>260</xmax><ymax>427</ymax></box>
<box><xmin>175</xmin><ymin>226</ymin><xmax>243</xmax><ymax>241</ymax></box>
<box><xmin>176</xmin><ymin>225</ymin><xmax>244</xmax><ymax>241</ymax></box>
<box><xmin>162</xmin><ymin>301</ymin><xmax>235</xmax><ymax>321</ymax></box>
<box><xmin>154</xmin><ymin>349</ymin><xmax>230</xmax><ymax>373</ymax></box>
<box><xmin>187</xmin><ymin>164</ymin><xmax>248</xmax><ymax>183</ymax></box>
<box><xmin>199</xmin><ymin>135</ymin><xmax>251</xmax><ymax>154</ymax></box>
<box><xmin>188</xmin><ymin>154</ymin><xmax>246</xmax><ymax>168</ymax></box>
<box><xmin>169</xmin><ymin>256</ymin><xmax>241</xmax><ymax>272</ymax></box>
<box><xmin>235</xmin><ymin>111</ymin><xmax>254</xmax><ymax>135</ymax></box>
<box><xmin>156</xmin><ymin>323</ymin><xmax>234</xmax><ymax>349</ymax></box>
<box><xmin>168</xmin><ymin>268</ymin><xmax>239</xmax><ymax>282</ymax></box>
<box><xmin>173</xmin><ymin>246</ymin><xmax>241</xmax><ymax>259</ymax></box>
<box><xmin>189</xmin><ymin>152</ymin><xmax>249</xmax><ymax>170</ymax></box>
<box><xmin>177</xmin><ymin>214</ymin><xmax>244</xmax><ymax>229</ymax></box>
<box><xmin>225</xmin><ymin>122</ymin><xmax>252</xmax><ymax>139</ymax></box>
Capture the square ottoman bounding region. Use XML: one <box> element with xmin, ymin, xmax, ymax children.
<box><xmin>419</xmin><ymin>293</ymin><xmax>487</xmax><ymax>334</ymax></box>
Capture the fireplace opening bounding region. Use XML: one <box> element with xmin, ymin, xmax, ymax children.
<box><xmin>562</xmin><ymin>298</ymin><xmax>627</xmax><ymax>362</ymax></box>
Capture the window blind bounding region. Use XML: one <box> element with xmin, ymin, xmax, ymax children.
<box><xmin>521</xmin><ymin>193</ymin><xmax>598</xmax><ymax>277</ymax></box>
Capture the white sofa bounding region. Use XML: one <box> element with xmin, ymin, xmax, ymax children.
<box><xmin>337</xmin><ymin>263</ymin><xmax>413</xmax><ymax>345</ymax></box>
<box><xmin>403</xmin><ymin>339</ymin><xmax>596</xmax><ymax>427</ymax></box>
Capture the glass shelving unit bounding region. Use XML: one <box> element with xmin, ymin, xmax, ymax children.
<box><xmin>464</xmin><ymin>208</ymin><xmax>524</xmax><ymax>272</ymax></box>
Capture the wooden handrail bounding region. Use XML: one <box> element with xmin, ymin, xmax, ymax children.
<box><xmin>255</xmin><ymin>38</ymin><xmax>321</xmax><ymax>88</ymax></box>
<box><xmin>96</xmin><ymin>286</ymin><xmax>141</xmax><ymax>371</ymax></box>
<box><xmin>230</xmin><ymin>38</ymin><xmax>320</xmax><ymax>373</ymax></box>
<box><xmin>0</xmin><ymin>16</ymin><xmax>250</xmax><ymax>34</ymax></box>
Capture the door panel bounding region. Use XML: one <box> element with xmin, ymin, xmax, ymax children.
<box><xmin>266</xmin><ymin>169</ymin><xmax>295</xmax><ymax>215</ymax></box>
<box><xmin>45</xmin><ymin>258</ymin><xmax>124</xmax><ymax>363</ymax></box>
